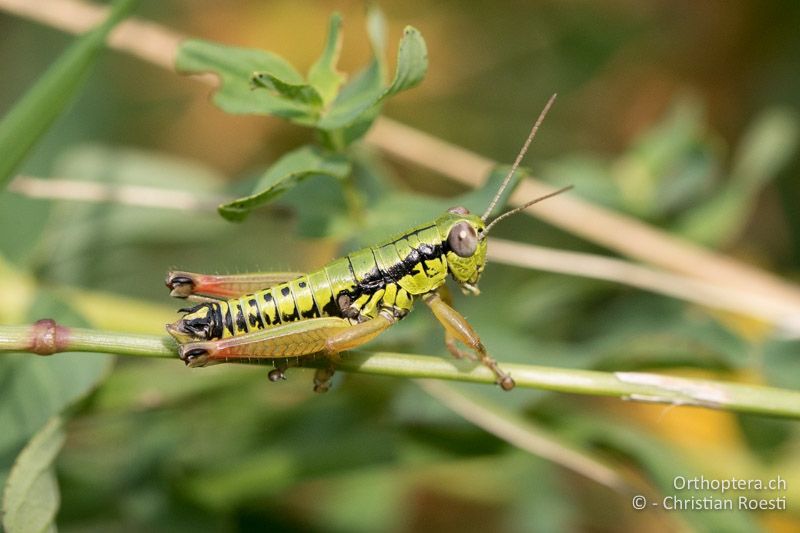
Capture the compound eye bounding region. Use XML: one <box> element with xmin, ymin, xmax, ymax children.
<box><xmin>447</xmin><ymin>206</ymin><xmax>470</xmax><ymax>215</ymax></box>
<box><xmin>447</xmin><ymin>222</ymin><xmax>478</xmax><ymax>257</ymax></box>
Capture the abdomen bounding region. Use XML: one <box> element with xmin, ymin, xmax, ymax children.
<box><xmin>172</xmin><ymin>224</ymin><xmax>448</xmax><ymax>342</ymax></box>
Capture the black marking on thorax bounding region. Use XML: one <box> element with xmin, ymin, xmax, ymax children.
<box><xmin>334</xmin><ymin>226</ymin><xmax>447</xmax><ymax>317</ymax></box>
<box><xmin>321</xmin><ymin>297</ymin><xmax>339</xmax><ymax>318</ymax></box>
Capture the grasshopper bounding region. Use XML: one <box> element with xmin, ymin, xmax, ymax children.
<box><xmin>166</xmin><ymin>95</ymin><xmax>570</xmax><ymax>391</ymax></box>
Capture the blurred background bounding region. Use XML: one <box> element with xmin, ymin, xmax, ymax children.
<box><xmin>1</xmin><ymin>1</ymin><xmax>799</xmax><ymax>531</ymax></box>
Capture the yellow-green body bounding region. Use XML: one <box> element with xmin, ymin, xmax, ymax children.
<box><xmin>169</xmin><ymin>211</ymin><xmax>487</xmax><ymax>345</ymax></box>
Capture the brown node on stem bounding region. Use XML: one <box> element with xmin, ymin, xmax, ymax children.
<box><xmin>29</xmin><ymin>319</ymin><xmax>69</xmax><ymax>356</ymax></box>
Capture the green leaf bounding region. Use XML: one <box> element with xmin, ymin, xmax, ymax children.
<box><xmin>2</xmin><ymin>416</ymin><xmax>65</xmax><ymax>533</ymax></box>
<box><xmin>276</xmin><ymin>173</ymin><xmax>349</xmax><ymax>238</ymax></box>
<box><xmin>730</xmin><ymin>108</ymin><xmax>799</xmax><ymax>190</ymax></box>
<box><xmin>9</xmin><ymin>145</ymin><xmax>278</xmax><ymax>300</ymax></box>
<box><xmin>0</xmin><ymin>0</ymin><xmax>138</xmax><ymax>188</ymax></box>
<box><xmin>307</xmin><ymin>12</ymin><xmax>345</xmax><ymax>105</ymax></box>
<box><xmin>384</xmin><ymin>27</ymin><xmax>428</xmax><ymax>95</ymax></box>
<box><xmin>611</xmin><ymin>97</ymin><xmax>708</xmax><ymax>218</ymax></box>
<box><xmin>583</xmin><ymin>294</ymin><xmax>749</xmax><ymax>372</ymax></box>
<box><xmin>314</xmin><ymin>5</ymin><xmax>386</xmax><ymax>149</ymax></box>
<box><xmin>735</xmin><ymin>413</ymin><xmax>794</xmax><ymax>463</ymax></box>
<box><xmin>251</xmin><ymin>72</ymin><xmax>323</xmax><ymax>107</ymax></box>
<box><xmin>677</xmin><ymin>108</ymin><xmax>799</xmax><ymax>246</ymax></box>
<box><xmin>175</xmin><ymin>7</ymin><xmax>426</xmax><ymax>148</ymax></box>
<box><xmin>29</xmin><ymin>145</ymin><xmax>231</xmax><ymax>289</ymax></box>
<box><xmin>176</xmin><ymin>40</ymin><xmax>317</xmax><ymax>125</ymax></box>
<box><xmin>364</xmin><ymin>3</ymin><xmax>389</xmax><ymax>77</ymax></box>
<box><xmin>762</xmin><ymin>337</ymin><xmax>800</xmax><ymax>391</ymax></box>
<box><xmin>0</xmin><ymin>191</ymin><xmax>53</xmax><ymax>267</ymax></box>
<box><xmin>329</xmin><ymin>3</ymin><xmax>389</xmax><ymax>116</ymax></box>
<box><xmin>317</xmin><ymin>24</ymin><xmax>428</xmax><ymax>131</ymax></box>
<box><xmin>218</xmin><ymin>145</ymin><xmax>352</xmax><ymax>221</ymax></box>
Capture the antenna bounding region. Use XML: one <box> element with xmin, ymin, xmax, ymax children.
<box><xmin>483</xmin><ymin>185</ymin><xmax>573</xmax><ymax>235</ymax></box>
<box><xmin>481</xmin><ymin>93</ymin><xmax>558</xmax><ymax>221</ymax></box>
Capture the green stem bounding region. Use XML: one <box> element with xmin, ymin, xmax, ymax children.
<box><xmin>1</xmin><ymin>323</ymin><xmax>799</xmax><ymax>418</ymax></box>
<box><xmin>0</xmin><ymin>324</ymin><xmax>173</xmax><ymax>358</ymax></box>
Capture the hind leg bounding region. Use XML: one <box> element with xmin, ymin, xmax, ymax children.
<box><xmin>166</xmin><ymin>271</ymin><xmax>302</xmax><ymax>299</ymax></box>
<box><xmin>175</xmin><ymin>311</ymin><xmax>399</xmax><ymax>392</ymax></box>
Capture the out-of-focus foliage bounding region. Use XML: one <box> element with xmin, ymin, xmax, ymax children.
<box><xmin>178</xmin><ymin>6</ymin><xmax>428</xmax><ymax>220</ymax></box>
<box><xmin>0</xmin><ymin>1</ymin><xmax>799</xmax><ymax>532</ymax></box>
<box><xmin>0</xmin><ymin>0</ymin><xmax>137</xmax><ymax>187</ymax></box>
<box><xmin>2</xmin><ymin>416</ymin><xmax>65</xmax><ymax>533</ymax></box>
<box><xmin>544</xmin><ymin>97</ymin><xmax>799</xmax><ymax>248</ymax></box>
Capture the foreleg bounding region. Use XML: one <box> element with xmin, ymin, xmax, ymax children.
<box><xmin>422</xmin><ymin>291</ymin><xmax>515</xmax><ymax>391</ymax></box>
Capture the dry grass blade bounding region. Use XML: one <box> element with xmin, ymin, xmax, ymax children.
<box><xmin>488</xmin><ymin>238</ymin><xmax>800</xmax><ymax>336</ymax></box>
<box><xmin>9</xmin><ymin>175</ymin><xmax>229</xmax><ymax>211</ymax></box>
<box><xmin>418</xmin><ymin>379</ymin><xmax>630</xmax><ymax>493</ymax></box>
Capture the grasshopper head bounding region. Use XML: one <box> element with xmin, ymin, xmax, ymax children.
<box><xmin>438</xmin><ymin>207</ymin><xmax>488</xmax><ymax>295</ymax></box>
<box><xmin>434</xmin><ymin>96</ymin><xmax>574</xmax><ymax>297</ymax></box>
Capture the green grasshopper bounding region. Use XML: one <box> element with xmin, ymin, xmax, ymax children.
<box><xmin>166</xmin><ymin>95</ymin><xmax>571</xmax><ymax>392</ymax></box>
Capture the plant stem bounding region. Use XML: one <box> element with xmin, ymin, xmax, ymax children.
<box><xmin>2</xmin><ymin>323</ymin><xmax>799</xmax><ymax>419</ymax></box>
<box><xmin>0</xmin><ymin>323</ymin><xmax>174</xmax><ymax>358</ymax></box>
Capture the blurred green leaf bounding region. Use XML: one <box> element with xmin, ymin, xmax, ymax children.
<box><xmin>508</xmin><ymin>276</ymin><xmax>609</xmax><ymax>339</ymax></box>
<box><xmin>677</xmin><ymin>108</ymin><xmax>799</xmax><ymax>246</ymax></box>
<box><xmin>0</xmin><ymin>193</ymin><xmax>52</xmax><ymax>267</ymax></box>
<box><xmin>28</xmin><ymin>145</ymin><xmax>230</xmax><ymax>287</ymax></box>
<box><xmin>316</xmin><ymin>5</ymin><xmax>387</xmax><ymax>148</ymax></box>
<box><xmin>581</xmin><ymin>294</ymin><xmax>749</xmax><ymax>372</ymax></box>
<box><xmin>364</xmin><ymin>3</ymin><xmax>389</xmax><ymax>74</ymax></box>
<box><xmin>251</xmin><ymin>72</ymin><xmax>323</xmax><ymax>107</ymax></box>
<box><xmin>307</xmin><ymin>12</ymin><xmax>345</xmax><ymax>105</ymax></box>
<box><xmin>541</xmin><ymin>155</ymin><xmax>619</xmax><ymax>208</ymax></box>
<box><xmin>181</xmin><ymin>449</ymin><xmax>298</xmax><ymax>511</ymax></box>
<box><xmin>176</xmin><ymin>40</ymin><xmax>314</xmax><ymax>123</ymax></box>
<box><xmin>219</xmin><ymin>145</ymin><xmax>352</xmax><ymax>221</ymax></box>
<box><xmin>0</xmin><ymin>0</ymin><xmax>138</xmax><ymax>188</ymax></box>
<box><xmin>2</xmin><ymin>416</ymin><xmax>65</xmax><ymax>533</ymax></box>
<box><xmin>53</xmin><ymin>143</ymin><xmax>227</xmax><ymax>192</ymax></box>
<box><xmin>420</xmin><ymin>380</ymin><xmax>627</xmax><ymax>491</ymax></box>
<box><xmin>14</xmin><ymin>144</ymin><xmax>314</xmax><ymax>300</ymax></box>
<box><xmin>356</xmin><ymin>191</ymin><xmax>444</xmax><ymax>245</ymax></box>
<box><xmin>299</xmin><ymin>464</ymin><xmax>405</xmax><ymax>533</ymax></box>
<box><xmin>762</xmin><ymin>337</ymin><xmax>800</xmax><ymax>391</ymax></box>
<box><xmin>354</xmin><ymin>165</ymin><xmax>525</xmax><ymax>246</ymax></box>
<box><xmin>176</xmin><ymin>6</ymin><xmax>426</xmax><ymax>146</ymax></box>
<box><xmin>611</xmin><ymin>97</ymin><xmax>715</xmax><ymax>218</ymax></box>
<box><xmin>277</xmin><ymin>173</ymin><xmax>349</xmax><ymax>238</ymax></box>
<box><xmin>735</xmin><ymin>413</ymin><xmax>794</xmax><ymax>463</ymax></box>
<box><xmin>317</xmin><ymin>25</ymin><xmax>428</xmax><ymax>131</ymax></box>
<box><xmin>730</xmin><ymin>108</ymin><xmax>799</xmax><ymax>191</ymax></box>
